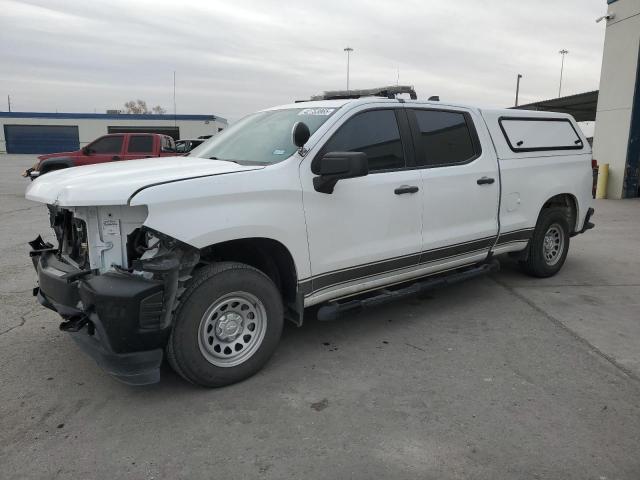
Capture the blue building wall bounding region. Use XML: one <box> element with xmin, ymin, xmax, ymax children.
<box><xmin>623</xmin><ymin>44</ymin><xmax>640</xmax><ymax>197</ymax></box>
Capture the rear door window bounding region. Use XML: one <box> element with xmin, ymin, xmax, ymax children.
<box><xmin>411</xmin><ymin>109</ymin><xmax>478</xmax><ymax>167</ymax></box>
<box><xmin>499</xmin><ymin>117</ymin><xmax>583</xmax><ymax>152</ymax></box>
<box><xmin>127</xmin><ymin>135</ymin><xmax>154</xmax><ymax>153</ymax></box>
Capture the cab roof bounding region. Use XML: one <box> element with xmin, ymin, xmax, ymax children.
<box><xmin>263</xmin><ymin>84</ymin><xmax>578</xmax><ymax>122</ymax></box>
<box><xmin>264</xmin><ymin>97</ymin><xmax>483</xmax><ymax>114</ymax></box>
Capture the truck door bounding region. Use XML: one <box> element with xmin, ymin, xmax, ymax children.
<box><xmin>407</xmin><ymin>108</ymin><xmax>499</xmax><ymax>267</ymax></box>
<box><xmin>300</xmin><ymin>107</ymin><xmax>423</xmax><ymax>301</ymax></box>
<box><xmin>77</xmin><ymin>135</ymin><xmax>125</xmax><ymax>165</ymax></box>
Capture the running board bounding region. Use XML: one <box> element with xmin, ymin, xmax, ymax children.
<box><xmin>316</xmin><ymin>259</ymin><xmax>500</xmax><ymax>321</ymax></box>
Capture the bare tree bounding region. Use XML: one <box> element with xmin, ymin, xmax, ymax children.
<box><xmin>123</xmin><ymin>99</ymin><xmax>166</xmax><ymax>114</ymax></box>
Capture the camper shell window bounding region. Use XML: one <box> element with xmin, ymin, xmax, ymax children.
<box><xmin>498</xmin><ymin>117</ymin><xmax>583</xmax><ymax>152</ymax></box>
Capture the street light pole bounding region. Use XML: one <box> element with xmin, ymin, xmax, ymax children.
<box><xmin>558</xmin><ymin>49</ymin><xmax>568</xmax><ymax>98</ymax></box>
<box><xmin>344</xmin><ymin>47</ymin><xmax>353</xmax><ymax>90</ymax></box>
<box><xmin>515</xmin><ymin>74</ymin><xmax>522</xmax><ymax>107</ymax></box>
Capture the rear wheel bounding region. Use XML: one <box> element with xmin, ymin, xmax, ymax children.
<box><xmin>520</xmin><ymin>207</ymin><xmax>570</xmax><ymax>278</ymax></box>
<box><xmin>167</xmin><ymin>262</ymin><xmax>283</xmax><ymax>387</ymax></box>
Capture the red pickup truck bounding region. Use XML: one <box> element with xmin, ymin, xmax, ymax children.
<box><xmin>23</xmin><ymin>133</ymin><xmax>177</xmax><ymax>178</ymax></box>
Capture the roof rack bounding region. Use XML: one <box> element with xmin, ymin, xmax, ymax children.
<box><xmin>310</xmin><ymin>85</ymin><xmax>417</xmax><ymax>101</ymax></box>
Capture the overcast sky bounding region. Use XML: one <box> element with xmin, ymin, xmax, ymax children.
<box><xmin>1</xmin><ymin>0</ymin><xmax>607</xmax><ymax>122</ymax></box>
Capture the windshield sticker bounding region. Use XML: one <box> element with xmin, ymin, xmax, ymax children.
<box><xmin>273</xmin><ymin>149</ymin><xmax>286</xmax><ymax>155</ymax></box>
<box><xmin>298</xmin><ymin>108</ymin><xmax>335</xmax><ymax>116</ymax></box>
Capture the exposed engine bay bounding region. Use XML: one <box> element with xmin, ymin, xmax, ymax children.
<box><xmin>46</xmin><ymin>204</ymin><xmax>150</xmax><ymax>272</ymax></box>
<box><xmin>31</xmin><ymin>205</ymin><xmax>200</xmax><ymax>337</ymax></box>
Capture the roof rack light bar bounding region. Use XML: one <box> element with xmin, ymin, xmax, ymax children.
<box><xmin>311</xmin><ymin>85</ymin><xmax>417</xmax><ymax>101</ymax></box>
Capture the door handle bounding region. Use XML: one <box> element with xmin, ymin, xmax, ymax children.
<box><xmin>477</xmin><ymin>176</ymin><xmax>495</xmax><ymax>185</ymax></box>
<box><xmin>112</xmin><ymin>155</ymin><xmax>121</xmax><ymax>161</ymax></box>
<box><xmin>394</xmin><ymin>185</ymin><xmax>419</xmax><ymax>195</ymax></box>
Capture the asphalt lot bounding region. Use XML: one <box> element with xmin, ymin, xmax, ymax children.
<box><xmin>1</xmin><ymin>154</ymin><xmax>639</xmax><ymax>479</ymax></box>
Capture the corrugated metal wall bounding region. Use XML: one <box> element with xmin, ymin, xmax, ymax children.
<box><xmin>4</xmin><ymin>124</ymin><xmax>79</xmax><ymax>154</ymax></box>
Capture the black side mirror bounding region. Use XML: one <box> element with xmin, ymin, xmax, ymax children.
<box><xmin>82</xmin><ymin>146</ymin><xmax>91</xmax><ymax>155</ymax></box>
<box><xmin>312</xmin><ymin>151</ymin><xmax>369</xmax><ymax>194</ymax></box>
<box><xmin>292</xmin><ymin>121</ymin><xmax>310</xmax><ymax>148</ymax></box>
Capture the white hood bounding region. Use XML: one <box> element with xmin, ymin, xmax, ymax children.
<box><xmin>25</xmin><ymin>156</ymin><xmax>262</xmax><ymax>206</ymax></box>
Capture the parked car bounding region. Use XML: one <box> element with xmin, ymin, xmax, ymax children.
<box><xmin>22</xmin><ymin>133</ymin><xmax>177</xmax><ymax>179</ymax></box>
<box><xmin>175</xmin><ymin>138</ymin><xmax>206</xmax><ymax>153</ymax></box>
<box><xmin>25</xmin><ymin>86</ymin><xmax>594</xmax><ymax>387</ymax></box>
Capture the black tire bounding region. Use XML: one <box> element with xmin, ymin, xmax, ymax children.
<box><xmin>166</xmin><ymin>262</ymin><xmax>283</xmax><ymax>387</ymax></box>
<box><xmin>520</xmin><ymin>207</ymin><xmax>571</xmax><ymax>278</ymax></box>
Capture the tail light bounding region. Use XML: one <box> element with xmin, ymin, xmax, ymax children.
<box><xmin>592</xmin><ymin>158</ymin><xmax>598</xmax><ymax>168</ymax></box>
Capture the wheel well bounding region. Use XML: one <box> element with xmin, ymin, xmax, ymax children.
<box><xmin>199</xmin><ymin>238</ymin><xmax>301</xmax><ymax>324</ymax></box>
<box><xmin>540</xmin><ymin>194</ymin><xmax>578</xmax><ymax>232</ymax></box>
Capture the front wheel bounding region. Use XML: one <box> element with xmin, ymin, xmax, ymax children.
<box><xmin>167</xmin><ymin>262</ymin><xmax>283</xmax><ymax>387</ymax></box>
<box><xmin>520</xmin><ymin>207</ymin><xmax>571</xmax><ymax>278</ymax></box>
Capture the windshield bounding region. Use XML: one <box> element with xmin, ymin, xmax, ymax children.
<box><xmin>189</xmin><ymin>107</ymin><xmax>338</xmax><ymax>165</ymax></box>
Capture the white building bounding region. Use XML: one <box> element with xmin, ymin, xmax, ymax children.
<box><xmin>0</xmin><ymin>111</ymin><xmax>227</xmax><ymax>154</ymax></box>
<box><xmin>592</xmin><ymin>0</ymin><xmax>640</xmax><ymax>199</ymax></box>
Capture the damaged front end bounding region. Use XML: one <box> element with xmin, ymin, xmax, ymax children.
<box><xmin>29</xmin><ymin>205</ymin><xmax>199</xmax><ymax>385</ymax></box>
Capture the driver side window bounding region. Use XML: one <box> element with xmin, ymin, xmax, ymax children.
<box><xmin>90</xmin><ymin>136</ymin><xmax>124</xmax><ymax>154</ymax></box>
<box><xmin>321</xmin><ymin>109</ymin><xmax>405</xmax><ymax>172</ymax></box>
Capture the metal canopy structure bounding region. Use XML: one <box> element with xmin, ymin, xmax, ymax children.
<box><xmin>512</xmin><ymin>90</ymin><xmax>599</xmax><ymax>122</ymax></box>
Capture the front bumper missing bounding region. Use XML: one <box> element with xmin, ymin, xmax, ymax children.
<box><xmin>31</xmin><ymin>246</ymin><xmax>174</xmax><ymax>385</ymax></box>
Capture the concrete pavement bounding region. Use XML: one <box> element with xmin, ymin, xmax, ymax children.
<box><xmin>1</xmin><ymin>155</ymin><xmax>639</xmax><ymax>479</ymax></box>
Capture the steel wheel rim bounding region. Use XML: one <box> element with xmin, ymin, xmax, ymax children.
<box><xmin>198</xmin><ymin>291</ymin><xmax>267</xmax><ymax>367</ymax></box>
<box><xmin>542</xmin><ymin>223</ymin><xmax>564</xmax><ymax>266</ymax></box>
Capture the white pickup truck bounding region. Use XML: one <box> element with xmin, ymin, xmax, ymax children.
<box><xmin>26</xmin><ymin>86</ymin><xmax>594</xmax><ymax>387</ymax></box>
